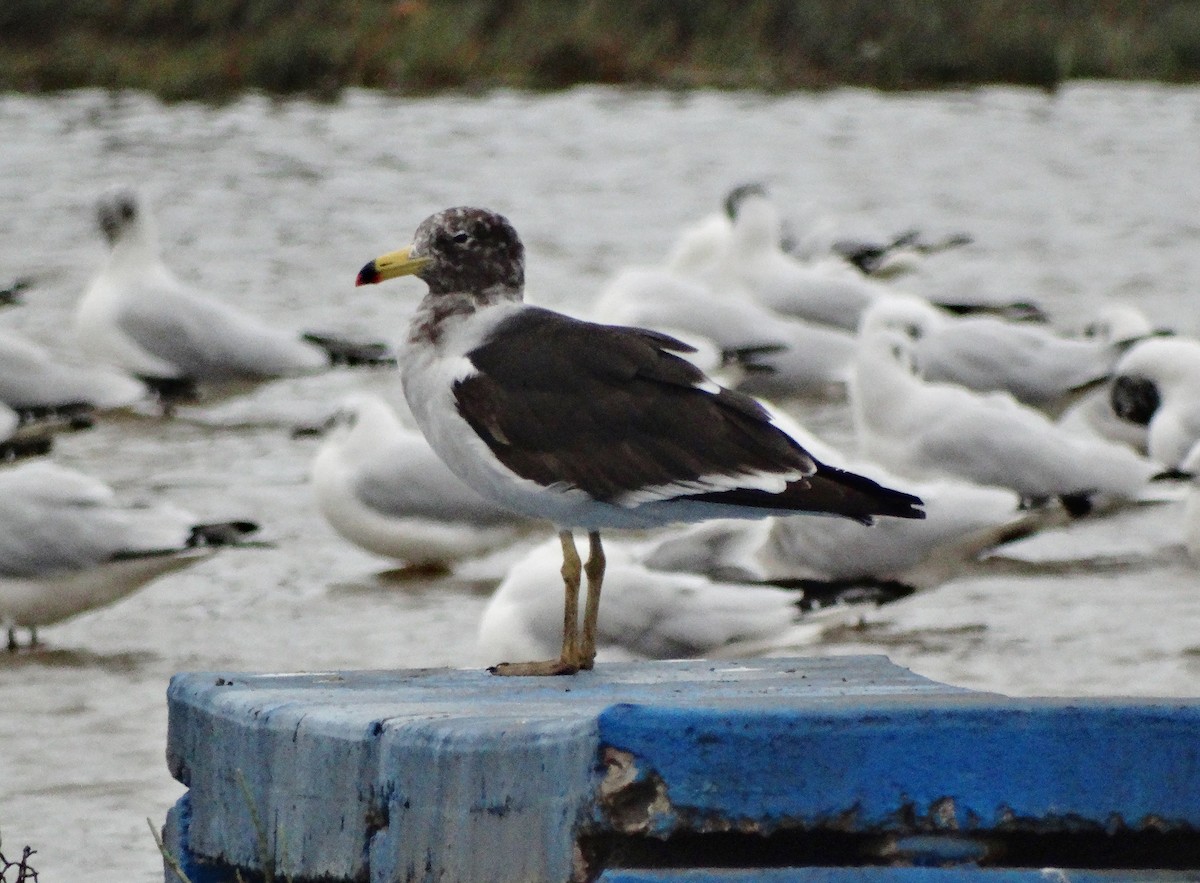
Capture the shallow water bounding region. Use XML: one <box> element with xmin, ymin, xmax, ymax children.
<box><xmin>1</xmin><ymin>83</ymin><xmax>1199</xmax><ymax>881</ymax></box>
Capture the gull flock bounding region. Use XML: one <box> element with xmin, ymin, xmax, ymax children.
<box><xmin>1</xmin><ymin>183</ymin><xmax>1196</xmax><ymax>668</ymax></box>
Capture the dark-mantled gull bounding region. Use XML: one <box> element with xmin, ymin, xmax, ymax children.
<box><xmin>355</xmin><ymin>205</ymin><xmax>924</xmax><ymax>676</ymax></box>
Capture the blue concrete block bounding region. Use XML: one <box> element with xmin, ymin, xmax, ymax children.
<box><xmin>595</xmin><ymin>701</ymin><xmax>1200</xmax><ymax>837</ymax></box>
<box><xmin>164</xmin><ymin>656</ymin><xmax>1200</xmax><ymax>883</ymax></box>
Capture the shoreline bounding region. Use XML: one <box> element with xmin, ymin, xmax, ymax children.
<box><xmin>4</xmin><ymin>1</ymin><xmax>1200</xmax><ymax>102</ymax></box>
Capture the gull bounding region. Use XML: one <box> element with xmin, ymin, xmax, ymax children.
<box><xmin>477</xmin><ymin>537</ymin><xmax>890</xmax><ymax>665</ymax></box>
<box><xmin>0</xmin><ymin>326</ymin><xmax>148</xmax><ymax>419</ymax></box>
<box><xmin>1109</xmin><ymin>336</ymin><xmax>1200</xmax><ymax>469</ymax></box>
<box><xmin>861</xmin><ymin>294</ymin><xmax>1137</xmax><ymax>411</ymax></box>
<box><xmin>635</xmin><ymin>406</ymin><xmax>1059</xmax><ymax>586</ymax></box>
<box><xmin>589</xmin><ymin>266</ymin><xmax>854</xmax><ymax>398</ymax></box>
<box><xmin>641</xmin><ymin>476</ymin><xmax>1048</xmax><ymax>589</ymax></box>
<box><xmin>722</xmin><ymin>182</ymin><xmax>974</xmax><ymax>279</ymax></box>
<box><xmin>1056</xmin><ymin>304</ymin><xmax>1160</xmax><ymax>450</ymax></box>
<box><xmin>309</xmin><ymin>392</ymin><xmax>534</xmax><ymax>568</ymax></box>
<box><xmin>698</xmin><ymin>188</ymin><xmax>892</xmax><ymax>331</ymax></box>
<box><xmin>0</xmin><ymin>398</ymin><xmax>95</xmax><ymax>462</ymax></box>
<box><xmin>356</xmin><ymin>206</ymin><xmax>924</xmax><ymax>676</ymax></box>
<box><xmin>851</xmin><ymin>325</ymin><xmax>1163</xmax><ymax>513</ymax></box>
<box><xmin>76</xmin><ymin>187</ymin><xmax>395</xmax><ymax>406</ymax></box>
<box><xmin>0</xmin><ymin>461</ymin><xmax>257</xmax><ymax>650</ymax></box>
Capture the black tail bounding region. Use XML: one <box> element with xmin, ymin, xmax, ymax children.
<box><xmin>769</xmin><ymin>577</ymin><xmax>917</xmax><ymax>612</ymax></box>
<box><xmin>685</xmin><ymin>464</ymin><xmax>925</xmax><ymax>525</ymax></box>
<box><xmin>16</xmin><ymin>401</ymin><xmax>96</xmax><ymax>430</ymax></box>
<box><xmin>0</xmin><ymin>276</ymin><xmax>32</xmax><ymax>306</ymax></box>
<box><xmin>935</xmin><ymin>300</ymin><xmax>1048</xmax><ymax>324</ymax></box>
<box><xmin>139</xmin><ymin>375</ymin><xmax>202</xmax><ymax>409</ymax></box>
<box><xmin>721</xmin><ymin>343</ymin><xmax>787</xmax><ymax>375</ymax></box>
<box><xmin>187</xmin><ymin>521</ymin><xmax>260</xmax><ymax>547</ymax></box>
<box><xmin>0</xmin><ymin>435</ymin><xmax>53</xmax><ymax>461</ymax></box>
<box><xmin>302</xmin><ymin>333</ymin><xmax>397</xmax><ymax>368</ymax></box>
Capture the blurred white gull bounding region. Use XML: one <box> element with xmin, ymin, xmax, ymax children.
<box><xmin>861</xmin><ymin>294</ymin><xmax>1137</xmax><ymax>411</ymax></box>
<box><xmin>640</xmin><ymin>477</ymin><xmax>1046</xmax><ymax>590</ymax></box>
<box><xmin>696</xmin><ymin>188</ymin><xmax>891</xmax><ymax>331</ymax></box>
<box><xmin>590</xmin><ymin>266</ymin><xmax>854</xmax><ymax>398</ymax></box>
<box><xmin>719</xmin><ymin>182</ymin><xmax>974</xmax><ymax>279</ymax></box>
<box><xmin>1109</xmin><ymin>336</ymin><xmax>1200</xmax><ymax>469</ymax></box>
<box><xmin>1056</xmin><ymin>304</ymin><xmax>1159</xmax><ymax>450</ymax></box>
<box><xmin>0</xmin><ymin>398</ymin><xmax>96</xmax><ymax>461</ymax></box>
<box><xmin>479</xmin><ymin>408</ymin><xmax>1052</xmax><ymax>666</ymax></box>
<box><xmin>851</xmin><ymin>325</ymin><xmax>1164</xmax><ymax>514</ymax></box>
<box><xmin>477</xmin><ymin>537</ymin><xmax>873</xmax><ymax>664</ymax></box>
<box><xmin>638</xmin><ymin>411</ymin><xmax>1054</xmax><ymax>587</ymax></box>
<box><xmin>0</xmin><ymin>460</ymin><xmax>257</xmax><ymax>649</ymax></box>
<box><xmin>0</xmin><ymin>326</ymin><xmax>147</xmax><ymax>417</ymax></box>
<box><xmin>76</xmin><ymin>187</ymin><xmax>395</xmax><ymax>405</ymax></box>
<box><xmin>309</xmin><ymin>393</ymin><xmax>535</xmax><ymax>568</ymax></box>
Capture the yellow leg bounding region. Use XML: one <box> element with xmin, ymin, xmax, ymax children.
<box><xmin>490</xmin><ymin>530</ymin><xmax>584</xmax><ymax>677</ymax></box>
<box><xmin>579</xmin><ymin>531</ymin><xmax>606</xmax><ymax>670</ymax></box>
<box><xmin>559</xmin><ymin>530</ymin><xmax>582</xmax><ymax>664</ymax></box>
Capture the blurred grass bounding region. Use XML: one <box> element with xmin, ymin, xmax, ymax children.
<box><xmin>3</xmin><ymin>0</ymin><xmax>1200</xmax><ymax>99</ymax></box>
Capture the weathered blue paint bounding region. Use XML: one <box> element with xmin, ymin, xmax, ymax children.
<box><xmin>164</xmin><ymin>656</ymin><xmax>1200</xmax><ymax>883</ymax></box>
<box><xmin>594</xmin><ymin>700</ymin><xmax>1200</xmax><ymax>837</ymax></box>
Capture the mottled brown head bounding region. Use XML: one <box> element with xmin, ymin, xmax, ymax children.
<box><xmin>414</xmin><ymin>207</ymin><xmax>525</xmax><ymax>294</ymax></box>
<box><xmin>357</xmin><ymin>207</ymin><xmax>525</xmax><ymax>297</ymax></box>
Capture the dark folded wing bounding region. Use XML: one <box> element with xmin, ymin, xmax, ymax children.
<box><xmin>453</xmin><ymin>306</ymin><xmax>818</xmax><ymax>504</ymax></box>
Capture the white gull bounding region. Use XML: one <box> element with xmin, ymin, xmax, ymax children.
<box><xmin>0</xmin><ymin>461</ymin><xmax>257</xmax><ymax>649</ymax></box>
<box><xmin>309</xmin><ymin>392</ymin><xmax>534</xmax><ymax>568</ymax></box>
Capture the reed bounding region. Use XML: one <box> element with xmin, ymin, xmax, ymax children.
<box><xmin>3</xmin><ymin>0</ymin><xmax>1200</xmax><ymax>100</ymax></box>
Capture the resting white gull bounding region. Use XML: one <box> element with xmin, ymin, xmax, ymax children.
<box><xmin>309</xmin><ymin>392</ymin><xmax>534</xmax><ymax>568</ymax></box>
<box><xmin>476</xmin><ymin>537</ymin><xmax>883</xmax><ymax>665</ymax></box>
<box><xmin>1109</xmin><ymin>336</ymin><xmax>1200</xmax><ymax>469</ymax></box>
<box><xmin>0</xmin><ymin>326</ymin><xmax>147</xmax><ymax>418</ymax></box>
<box><xmin>635</xmin><ymin>407</ymin><xmax>1056</xmax><ymax>585</ymax></box>
<box><xmin>719</xmin><ymin>182</ymin><xmax>975</xmax><ymax>280</ymax></box>
<box><xmin>851</xmin><ymin>325</ymin><xmax>1163</xmax><ymax>514</ymax></box>
<box><xmin>76</xmin><ymin>187</ymin><xmax>395</xmax><ymax>406</ymax></box>
<box><xmin>1055</xmin><ymin>305</ymin><xmax>1160</xmax><ymax>450</ymax></box>
<box><xmin>589</xmin><ymin>266</ymin><xmax>854</xmax><ymax>398</ymax></box>
<box><xmin>0</xmin><ymin>461</ymin><xmax>257</xmax><ymax>650</ymax></box>
<box><xmin>356</xmin><ymin>206</ymin><xmax>924</xmax><ymax>676</ymax></box>
<box><xmin>860</xmin><ymin>294</ymin><xmax>1138</xmax><ymax>412</ymax></box>
<box><xmin>697</xmin><ymin>189</ymin><xmax>892</xmax><ymax>331</ymax></box>
<box><xmin>641</xmin><ymin>477</ymin><xmax>1048</xmax><ymax>589</ymax></box>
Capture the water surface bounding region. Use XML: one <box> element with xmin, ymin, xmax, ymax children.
<box><xmin>1</xmin><ymin>84</ymin><xmax>1199</xmax><ymax>881</ymax></box>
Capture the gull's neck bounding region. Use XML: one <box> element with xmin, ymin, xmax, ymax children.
<box><xmin>408</xmin><ymin>283</ymin><xmax>523</xmax><ymax>347</ymax></box>
<box><xmin>106</xmin><ymin>222</ymin><xmax>162</xmax><ymax>273</ymax></box>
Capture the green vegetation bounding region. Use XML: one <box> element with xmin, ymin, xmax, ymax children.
<box><xmin>3</xmin><ymin>0</ymin><xmax>1200</xmax><ymax>100</ymax></box>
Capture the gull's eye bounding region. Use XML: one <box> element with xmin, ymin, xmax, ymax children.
<box><xmin>451</xmin><ymin>231</ymin><xmax>470</xmax><ymax>244</ymax></box>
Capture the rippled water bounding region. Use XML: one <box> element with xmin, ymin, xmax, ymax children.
<box><xmin>2</xmin><ymin>83</ymin><xmax>1200</xmax><ymax>882</ymax></box>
